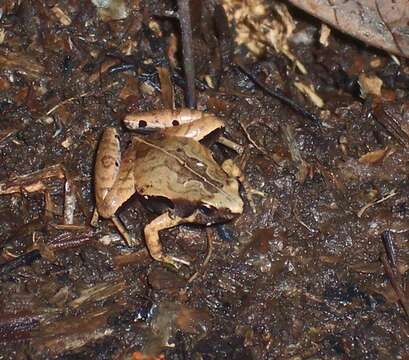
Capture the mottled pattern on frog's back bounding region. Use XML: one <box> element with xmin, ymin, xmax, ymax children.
<box><xmin>132</xmin><ymin>136</ymin><xmax>242</xmax><ymax>214</ymax></box>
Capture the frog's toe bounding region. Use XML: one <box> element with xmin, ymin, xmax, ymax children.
<box><xmin>243</xmin><ymin>184</ymin><xmax>266</xmax><ymax>213</ymax></box>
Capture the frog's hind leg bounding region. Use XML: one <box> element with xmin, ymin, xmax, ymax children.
<box><xmin>94</xmin><ymin>128</ymin><xmax>137</xmax><ymax>246</ymax></box>
<box><xmin>92</xmin><ymin>128</ymin><xmax>121</xmax><ymax>226</ymax></box>
<box><xmin>94</xmin><ymin>128</ymin><xmax>121</xmax><ymax>210</ymax></box>
<box><xmin>144</xmin><ymin>212</ymin><xmax>197</xmax><ymax>268</ymax></box>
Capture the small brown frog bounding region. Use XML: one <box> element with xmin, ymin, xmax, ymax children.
<box><xmin>94</xmin><ymin>109</ymin><xmax>244</xmax><ymax>268</ymax></box>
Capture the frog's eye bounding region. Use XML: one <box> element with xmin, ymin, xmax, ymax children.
<box><xmin>138</xmin><ymin>120</ymin><xmax>147</xmax><ymax>128</ymax></box>
<box><xmin>172</xmin><ymin>120</ymin><xmax>179</xmax><ymax>126</ymax></box>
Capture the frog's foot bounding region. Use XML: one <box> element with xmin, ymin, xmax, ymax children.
<box><xmin>222</xmin><ymin>159</ymin><xmax>265</xmax><ymax>213</ymax></box>
<box><xmin>91</xmin><ymin>208</ymin><xmax>136</xmax><ymax>246</ymax></box>
<box><xmin>144</xmin><ymin>212</ymin><xmax>195</xmax><ymax>269</ymax></box>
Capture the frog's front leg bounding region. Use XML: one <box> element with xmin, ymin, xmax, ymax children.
<box><xmin>222</xmin><ymin>159</ymin><xmax>265</xmax><ymax>213</ymax></box>
<box><xmin>94</xmin><ymin>128</ymin><xmax>137</xmax><ymax>246</ymax></box>
<box><xmin>144</xmin><ymin>212</ymin><xmax>197</xmax><ymax>268</ymax></box>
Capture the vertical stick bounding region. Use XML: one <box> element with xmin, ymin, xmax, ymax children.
<box><xmin>177</xmin><ymin>0</ymin><xmax>196</xmax><ymax>109</ymax></box>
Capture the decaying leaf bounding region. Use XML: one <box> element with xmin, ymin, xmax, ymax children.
<box><xmin>288</xmin><ymin>0</ymin><xmax>409</xmax><ymax>58</ymax></box>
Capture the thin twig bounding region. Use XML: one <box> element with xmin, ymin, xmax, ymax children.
<box><xmin>239</xmin><ymin>120</ymin><xmax>278</xmax><ymax>166</ymax></box>
<box><xmin>357</xmin><ymin>188</ymin><xmax>398</xmax><ymax>218</ymax></box>
<box><xmin>235</xmin><ymin>61</ymin><xmax>322</xmax><ymax>126</ymax></box>
<box><xmin>177</xmin><ymin>0</ymin><xmax>196</xmax><ymax>109</ymax></box>
<box><xmin>380</xmin><ymin>253</ymin><xmax>409</xmax><ymax>319</ymax></box>
<box><xmin>381</xmin><ymin>230</ymin><xmax>397</xmax><ymax>269</ymax></box>
<box><xmin>188</xmin><ymin>228</ymin><xmax>214</xmax><ymax>283</ymax></box>
<box><xmin>0</xmin><ymin>128</ymin><xmax>18</xmax><ymax>147</ymax></box>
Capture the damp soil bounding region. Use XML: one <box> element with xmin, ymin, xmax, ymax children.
<box><xmin>0</xmin><ymin>1</ymin><xmax>408</xmax><ymax>359</ymax></box>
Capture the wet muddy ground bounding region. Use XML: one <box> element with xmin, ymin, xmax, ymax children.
<box><xmin>0</xmin><ymin>0</ymin><xmax>408</xmax><ymax>359</ymax></box>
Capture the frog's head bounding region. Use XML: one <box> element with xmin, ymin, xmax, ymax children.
<box><xmin>123</xmin><ymin>109</ymin><xmax>224</xmax><ymax>141</ymax></box>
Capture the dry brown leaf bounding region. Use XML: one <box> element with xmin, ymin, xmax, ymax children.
<box><xmin>358</xmin><ymin>74</ymin><xmax>383</xmax><ymax>98</ymax></box>
<box><xmin>358</xmin><ymin>147</ymin><xmax>392</xmax><ymax>164</ymax></box>
<box><xmin>288</xmin><ymin>0</ymin><xmax>409</xmax><ymax>58</ymax></box>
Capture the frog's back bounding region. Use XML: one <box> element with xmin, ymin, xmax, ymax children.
<box><xmin>132</xmin><ymin>136</ymin><xmax>229</xmax><ymax>203</ymax></box>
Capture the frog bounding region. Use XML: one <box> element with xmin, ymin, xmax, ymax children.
<box><xmin>94</xmin><ymin>109</ymin><xmax>244</xmax><ymax>268</ymax></box>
